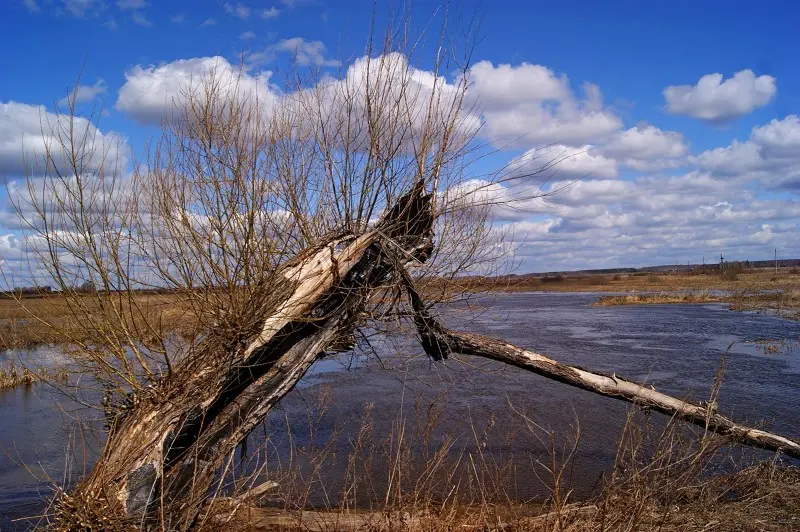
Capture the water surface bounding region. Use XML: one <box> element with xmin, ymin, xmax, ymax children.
<box><xmin>2</xmin><ymin>293</ymin><xmax>799</xmax><ymax>529</ymax></box>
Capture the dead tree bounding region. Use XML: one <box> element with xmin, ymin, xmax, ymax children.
<box><xmin>55</xmin><ymin>186</ymin><xmax>441</xmax><ymax>529</ymax></box>
<box><xmin>409</xmin><ymin>294</ymin><xmax>800</xmax><ymax>458</ymax></box>
<box><xmin>401</xmin><ymin>273</ymin><xmax>800</xmax><ymax>460</ymax></box>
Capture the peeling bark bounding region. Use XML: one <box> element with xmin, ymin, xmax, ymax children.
<box><xmin>62</xmin><ymin>187</ymin><xmax>435</xmax><ymax>529</ymax></box>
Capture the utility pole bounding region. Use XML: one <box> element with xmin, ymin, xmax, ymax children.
<box><xmin>775</xmin><ymin>248</ymin><xmax>778</xmax><ymax>274</ymax></box>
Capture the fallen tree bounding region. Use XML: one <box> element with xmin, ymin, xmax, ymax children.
<box><xmin>442</xmin><ymin>329</ymin><xmax>800</xmax><ymax>459</ymax></box>
<box><xmin>59</xmin><ymin>182</ymin><xmax>800</xmax><ymax>528</ymax></box>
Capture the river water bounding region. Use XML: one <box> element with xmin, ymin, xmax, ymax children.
<box><xmin>2</xmin><ymin>293</ymin><xmax>799</xmax><ymax>529</ymax></box>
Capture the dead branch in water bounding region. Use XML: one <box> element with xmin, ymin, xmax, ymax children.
<box><xmin>439</xmin><ymin>329</ymin><xmax>800</xmax><ymax>459</ymax></box>
<box><xmin>401</xmin><ymin>277</ymin><xmax>800</xmax><ymax>460</ymax></box>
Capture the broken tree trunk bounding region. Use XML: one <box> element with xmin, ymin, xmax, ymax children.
<box><xmin>59</xmin><ymin>186</ymin><xmax>435</xmax><ymax>530</ymax></box>
<box><xmin>401</xmin><ymin>276</ymin><xmax>800</xmax><ymax>460</ymax></box>
<box><xmin>58</xmin><ymin>181</ymin><xmax>800</xmax><ymax>530</ymax></box>
<box><xmin>439</xmin><ymin>330</ymin><xmax>800</xmax><ymax>459</ymax></box>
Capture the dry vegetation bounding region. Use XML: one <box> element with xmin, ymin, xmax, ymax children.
<box><xmin>214</xmin><ymin>465</ymin><xmax>800</xmax><ymax>531</ymax></box>
<box><xmin>0</xmin><ymin>293</ymin><xmax>198</xmax><ymax>351</ymax></box>
<box><xmin>475</xmin><ymin>268</ymin><xmax>800</xmax><ymax>294</ymax></box>
<box><xmin>3</xmin><ymin>269</ymin><xmax>798</xmax><ymax>355</ymax></box>
<box><xmin>594</xmin><ymin>289</ymin><xmax>800</xmax><ymax>320</ymax></box>
<box><xmin>0</xmin><ymin>359</ymin><xmax>38</xmax><ymax>389</ymax></box>
<box><xmin>594</xmin><ymin>292</ymin><xmax>724</xmax><ymax>306</ymax></box>
<box><xmin>182</xmin><ymin>392</ymin><xmax>800</xmax><ymax>532</ymax></box>
<box><xmin>461</xmin><ymin>268</ymin><xmax>800</xmax><ymax>319</ymax></box>
<box><xmin>0</xmin><ymin>358</ymin><xmax>69</xmax><ymax>390</ymax></box>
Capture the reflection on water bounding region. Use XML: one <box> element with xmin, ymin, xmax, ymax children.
<box><xmin>2</xmin><ymin>293</ymin><xmax>800</xmax><ymax>528</ymax></box>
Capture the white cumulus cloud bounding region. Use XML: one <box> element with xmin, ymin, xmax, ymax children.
<box><xmin>58</xmin><ymin>79</ymin><xmax>107</xmax><ymax>106</ymax></box>
<box><xmin>115</xmin><ymin>53</ymin><xmax>480</xmax><ymax>156</ymax></box>
<box><xmin>467</xmin><ymin>61</ymin><xmax>622</xmax><ymax>148</ymax></box>
<box><xmin>602</xmin><ymin>124</ymin><xmax>688</xmax><ymax>160</ymax></box>
<box><xmin>115</xmin><ymin>56</ymin><xmax>278</xmax><ymax>126</ymax></box>
<box><xmin>664</xmin><ymin>69</ymin><xmax>776</xmax><ymax>124</ymax></box>
<box><xmin>692</xmin><ymin>115</ymin><xmax>800</xmax><ymax>189</ymax></box>
<box><xmin>600</xmin><ymin>124</ymin><xmax>689</xmax><ymax>171</ymax></box>
<box><xmin>247</xmin><ymin>37</ymin><xmax>339</xmax><ymax>68</ymax></box>
<box><xmin>0</xmin><ymin>101</ymin><xmax>129</xmax><ymax>177</ymax></box>
<box><xmin>510</xmin><ymin>145</ymin><xmax>618</xmax><ymax>181</ymax></box>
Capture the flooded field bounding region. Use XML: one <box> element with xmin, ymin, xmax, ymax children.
<box><xmin>2</xmin><ymin>292</ymin><xmax>800</xmax><ymax>529</ymax></box>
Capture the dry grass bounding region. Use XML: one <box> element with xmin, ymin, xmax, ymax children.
<box><xmin>4</xmin><ymin>270</ymin><xmax>799</xmax><ymax>351</ymax></box>
<box><xmin>216</xmin><ymin>464</ymin><xmax>800</xmax><ymax>531</ymax></box>
<box><xmin>0</xmin><ymin>293</ymin><xmax>198</xmax><ymax>351</ymax></box>
<box><xmin>0</xmin><ymin>359</ymin><xmax>38</xmax><ymax>389</ymax></box>
<box><xmin>594</xmin><ymin>289</ymin><xmax>800</xmax><ymax>320</ymax></box>
<box><xmin>0</xmin><ymin>359</ymin><xmax>70</xmax><ymax>390</ymax></box>
<box><xmin>594</xmin><ymin>292</ymin><xmax>724</xmax><ymax>306</ymax></box>
<box><xmin>463</xmin><ymin>268</ymin><xmax>800</xmax><ymax>294</ymax></box>
<box><xmin>728</xmin><ymin>290</ymin><xmax>800</xmax><ymax>320</ymax></box>
<box><xmin>186</xmin><ymin>385</ymin><xmax>800</xmax><ymax>532</ymax></box>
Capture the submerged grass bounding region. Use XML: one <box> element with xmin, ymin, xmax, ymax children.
<box><xmin>0</xmin><ymin>359</ymin><xmax>69</xmax><ymax>390</ymax></box>
<box><xmin>594</xmin><ymin>292</ymin><xmax>724</xmax><ymax>306</ymax></box>
<box><xmin>0</xmin><ymin>360</ymin><xmax>38</xmax><ymax>389</ymax></box>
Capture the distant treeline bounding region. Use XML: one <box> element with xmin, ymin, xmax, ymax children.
<box><xmin>513</xmin><ymin>258</ymin><xmax>800</xmax><ymax>278</ymax></box>
<box><xmin>5</xmin><ymin>258</ymin><xmax>800</xmax><ymax>295</ymax></box>
<box><xmin>0</xmin><ymin>283</ymin><xmax>182</xmax><ymax>299</ymax></box>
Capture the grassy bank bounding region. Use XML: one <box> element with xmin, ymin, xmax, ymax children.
<box><xmin>466</xmin><ymin>268</ymin><xmax>800</xmax><ymax>294</ymax></box>
<box><xmin>218</xmin><ymin>464</ymin><xmax>800</xmax><ymax>531</ymax></box>
<box><xmin>594</xmin><ymin>289</ymin><xmax>800</xmax><ymax>320</ymax></box>
<box><xmin>199</xmin><ymin>394</ymin><xmax>800</xmax><ymax>532</ymax></box>
<box><xmin>0</xmin><ymin>293</ymin><xmax>195</xmax><ymax>351</ymax></box>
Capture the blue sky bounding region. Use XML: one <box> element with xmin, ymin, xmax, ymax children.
<box><xmin>2</xmin><ymin>0</ymin><xmax>800</xmax><ymax>278</ymax></box>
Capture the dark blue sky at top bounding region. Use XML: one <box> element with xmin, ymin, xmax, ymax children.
<box><xmin>3</xmin><ymin>1</ymin><xmax>799</xmax><ymax>149</ymax></box>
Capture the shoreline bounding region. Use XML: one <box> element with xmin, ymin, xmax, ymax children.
<box><xmin>592</xmin><ymin>290</ymin><xmax>800</xmax><ymax>320</ymax></box>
